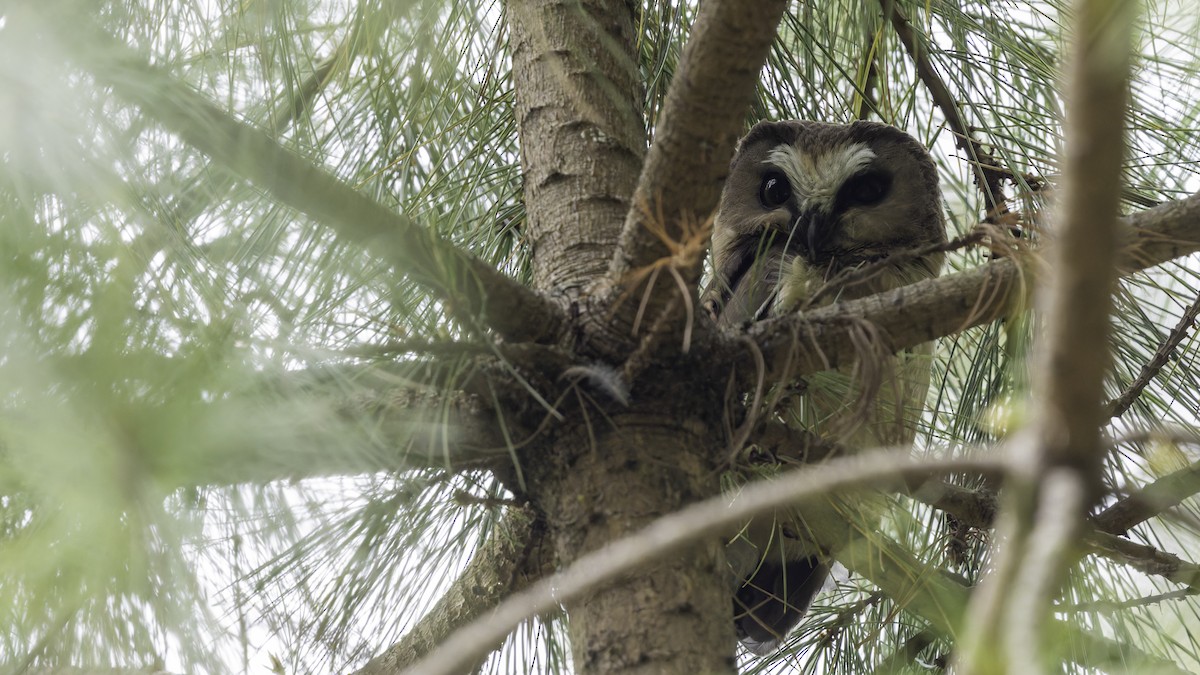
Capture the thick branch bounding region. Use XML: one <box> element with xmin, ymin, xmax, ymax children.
<box><xmin>606</xmin><ymin>0</ymin><xmax>787</xmax><ymax>320</ymax></box>
<box><xmin>352</xmin><ymin>506</ymin><xmax>549</xmax><ymax>675</ymax></box>
<box><xmin>155</xmin><ymin>28</ymin><xmax>347</xmax><ymax>246</ymax></box>
<box><xmin>1086</xmin><ymin>531</ymin><xmax>1200</xmax><ymax>589</ymax></box>
<box><xmin>507</xmin><ymin>0</ymin><xmax>645</xmax><ymax>297</ymax></box>
<box><xmin>166</xmin><ymin>382</ymin><xmax>521</xmax><ymax>488</ymax></box>
<box><xmin>735</xmin><ymin>193</ymin><xmax>1200</xmax><ymax>385</ymax></box>
<box><xmin>910</xmin><ymin>479</ymin><xmax>1000</xmax><ymax>529</ymax></box>
<box><xmin>33</xmin><ymin>6</ymin><xmax>563</xmax><ymax>344</ymax></box>
<box><xmin>1026</xmin><ymin>0</ymin><xmax>1130</xmax><ymax>496</ymax></box>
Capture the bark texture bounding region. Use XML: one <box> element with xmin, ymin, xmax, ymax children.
<box><xmin>605</xmin><ymin>0</ymin><xmax>787</xmax><ymax>340</ymax></box>
<box><xmin>507</xmin><ymin>0</ymin><xmax>736</xmax><ymax>671</ymax></box>
<box><xmin>531</xmin><ymin>399</ymin><xmax>734</xmax><ymax>673</ymax></box>
<box><xmin>508</xmin><ymin>0</ymin><xmax>646</xmax><ymax>297</ymax></box>
<box><xmin>610</xmin><ymin>0</ymin><xmax>788</xmax><ymax>280</ymax></box>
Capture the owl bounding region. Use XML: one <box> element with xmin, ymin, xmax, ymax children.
<box><xmin>709</xmin><ymin>120</ymin><xmax>947</xmax><ymax>654</ymax></box>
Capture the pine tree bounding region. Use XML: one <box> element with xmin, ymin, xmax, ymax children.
<box><xmin>3</xmin><ymin>0</ymin><xmax>1200</xmax><ymax>673</ymax></box>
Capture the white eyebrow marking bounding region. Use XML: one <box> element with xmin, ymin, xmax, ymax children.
<box><xmin>765</xmin><ymin>142</ymin><xmax>876</xmax><ymax>211</ymax></box>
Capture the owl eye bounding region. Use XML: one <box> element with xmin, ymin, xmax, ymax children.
<box><xmin>758</xmin><ymin>172</ymin><xmax>792</xmax><ymax>209</ymax></box>
<box><xmin>840</xmin><ymin>171</ymin><xmax>891</xmax><ymax>207</ymax></box>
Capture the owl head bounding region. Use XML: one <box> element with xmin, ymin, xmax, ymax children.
<box><xmin>709</xmin><ymin>120</ymin><xmax>947</xmax><ymax>323</ymax></box>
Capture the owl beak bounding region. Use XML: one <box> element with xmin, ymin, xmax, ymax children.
<box><xmin>789</xmin><ymin>208</ymin><xmax>832</xmax><ymax>262</ymax></box>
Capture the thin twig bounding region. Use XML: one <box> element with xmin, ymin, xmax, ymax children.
<box><xmin>854</xmin><ymin>22</ymin><xmax>882</xmax><ymax>121</ymax></box>
<box><xmin>1058</xmin><ymin>588</ymin><xmax>1197</xmax><ymax>613</ymax></box>
<box><xmin>881</xmin><ymin>0</ymin><xmax>1011</xmax><ymax>216</ymax></box>
<box><xmin>1107</xmin><ymin>291</ymin><xmax>1200</xmax><ymax>419</ymax></box>
<box><xmin>403</xmin><ymin>451</ymin><xmax>1008</xmax><ymax>675</ymax></box>
<box><xmin>1111</xmin><ymin>426</ymin><xmax>1200</xmax><ymax>448</ymax></box>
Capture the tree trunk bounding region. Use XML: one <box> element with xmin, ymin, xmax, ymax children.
<box><xmin>508</xmin><ymin>0</ymin><xmax>735</xmax><ymax>670</ymax></box>
<box><xmin>533</xmin><ymin>407</ymin><xmax>735</xmax><ymax>673</ymax></box>
<box><xmin>508</xmin><ymin>0</ymin><xmax>646</xmax><ymax>298</ymax></box>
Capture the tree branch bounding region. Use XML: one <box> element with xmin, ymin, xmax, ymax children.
<box><xmin>867</xmin><ymin>631</ymin><xmax>937</xmax><ymax>674</ymax></box>
<box><xmin>733</xmin><ymin>192</ymin><xmax>1200</xmax><ymax>387</ymax></box>
<box><xmin>749</xmin><ymin>430</ymin><xmax>1200</xmax><ymax>595</ymax></box>
<box><xmin>827</xmin><ymin>482</ymin><xmax>1190</xmax><ymax>675</ymax></box>
<box><xmin>606</xmin><ymin>0</ymin><xmax>788</xmax><ymax>328</ymax></box>
<box><xmin>1026</xmin><ymin>0</ymin><xmax>1130</xmax><ymax>494</ymax></box>
<box><xmin>957</xmin><ymin>1</ymin><xmax>1134</xmax><ymax>666</ymax></box>
<box><xmin>29</xmin><ymin>5</ymin><xmax>564</xmax><ymax>344</ymax></box>
<box><xmin>909</xmin><ymin>478</ymin><xmax>1000</xmax><ymax>529</ymax></box>
<box><xmin>167</xmin><ymin>380</ymin><xmax>523</xmax><ymax>488</ymax></box>
<box><xmin>1107</xmin><ymin>291</ymin><xmax>1200</xmax><ymax>419</ymax></box>
<box><xmin>1003</xmin><ymin>471</ymin><xmax>1089</xmax><ymax>671</ymax></box>
<box><xmin>853</xmin><ymin>20</ymin><xmax>883</xmax><ymax>122</ymax></box>
<box><xmin>506</xmin><ymin>0</ymin><xmax>646</xmax><ymax>297</ymax></box>
<box><xmin>904</xmin><ymin>460</ymin><xmax>1200</xmax><ymax>592</ymax></box>
<box><xmin>1086</xmin><ymin>531</ymin><xmax>1200</xmax><ymax>589</ymax></box>
<box><xmin>882</xmin><ymin>0</ymin><xmax>1010</xmax><ymax>215</ymax></box>
<box><xmin>351</xmin><ymin>505</ymin><xmax>550</xmax><ymax>675</ymax></box>
<box><xmin>402</xmin><ymin>450</ymin><xmax>1008</xmax><ymax>675</ymax></box>
<box><xmin>1094</xmin><ymin>458</ymin><xmax>1200</xmax><ymax>535</ymax></box>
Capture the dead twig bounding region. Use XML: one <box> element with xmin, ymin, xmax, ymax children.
<box><xmin>1107</xmin><ymin>291</ymin><xmax>1200</xmax><ymax>419</ymax></box>
<box><xmin>882</xmin><ymin>0</ymin><xmax>1012</xmax><ymax>217</ymax></box>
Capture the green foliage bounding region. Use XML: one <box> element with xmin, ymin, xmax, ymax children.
<box><xmin>2</xmin><ymin>0</ymin><xmax>1200</xmax><ymax>672</ymax></box>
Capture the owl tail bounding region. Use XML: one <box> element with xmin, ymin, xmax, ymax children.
<box><xmin>734</xmin><ymin>557</ymin><xmax>828</xmax><ymax>655</ymax></box>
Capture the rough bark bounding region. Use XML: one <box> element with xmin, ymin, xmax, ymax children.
<box><xmin>508</xmin><ymin>0</ymin><xmax>646</xmax><ymax>298</ymax></box>
<box><xmin>506</xmin><ymin>1</ymin><xmax>736</xmax><ymax>672</ymax></box>
<box><xmin>610</xmin><ymin>0</ymin><xmax>787</xmax><ymax>276</ymax></box>
<box><xmin>605</xmin><ymin>0</ymin><xmax>787</xmax><ymax>337</ymax></box>
<box><xmin>533</xmin><ymin>404</ymin><xmax>734</xmax><ymax>674</ymax></box>
<box><xmin>407</xmin><ymin>451</ymin><xmax>1008</xmax><ymax>675</ymax></box>
<box><xmin>127</xmin><ymin>192</ymin><xmax>1200</xmax><ymax>491</ymax></box>
<box><xmin>1093</xmin><ymin>460</ymin><xmax>1200</xmax><ymax>535</ymax></box>
<box><xmin>404</xmin><ymin>447</ymin><xmax>1193</xmax><ymax>675</ymax></box>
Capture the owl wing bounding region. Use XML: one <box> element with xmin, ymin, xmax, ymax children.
<box><xmin>707</xmin><ymin>234</ymin><xmax>789</xmax><ymax>326</ymax></box>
